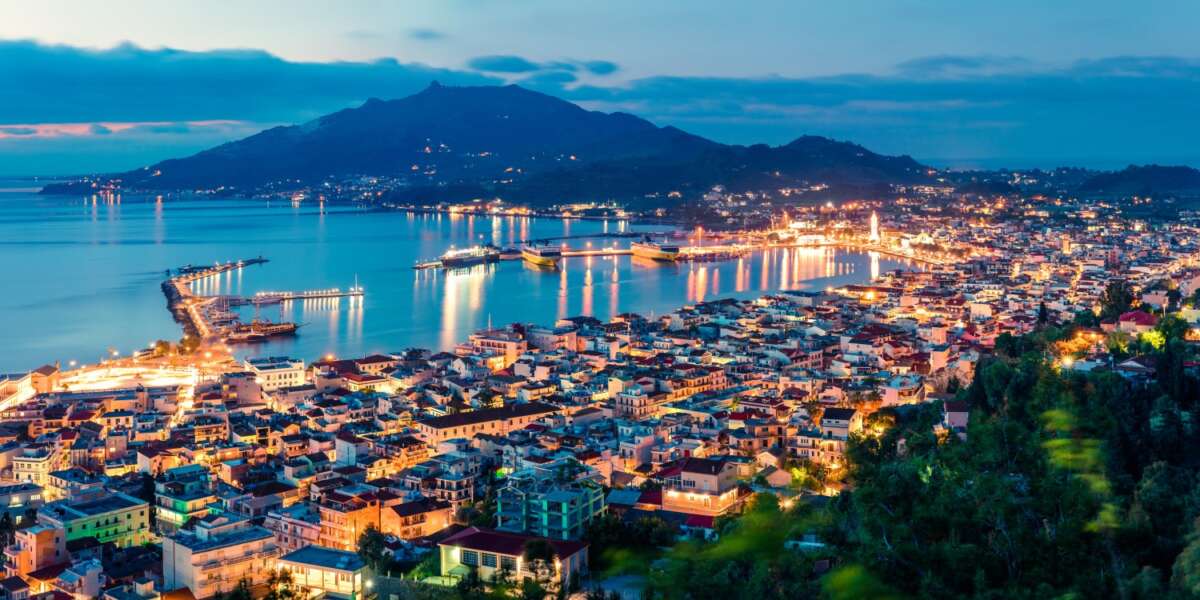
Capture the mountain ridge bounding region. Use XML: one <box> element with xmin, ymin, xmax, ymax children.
<box><xmin>52</xmin><ymin>82</ymin><xmax>930</xmax><ymax>203</ymax></box>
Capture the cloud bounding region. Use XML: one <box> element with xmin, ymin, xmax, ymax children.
<box><xmin>519</xmin><ymin>70</ymin><xmax>578</xmax><ymax>88</ymax></box>
<box><xmin>555</xmin><ymin>56</ymin><xmax>1200</xmax><ymax>167</ymax></box>
<box><xmin>467</xmin><ymin>54</ymin><xmax>543</xmax><ymax>73</ymax></box>
<box><xmin>408</xmin><ymin>28</ymin><xmax>446</xmax><ymax>41</ymax></box>
<box><xmin>466</xmin><ymin>54</ymin><xmax>620</xmax><ymax>77</ymax></box>
<box><xmin>3</xmin><ymin>39</ymin><xmax>1200</xmax><ymax>173</ymax></box>
<box><xmin>582</xmin><ymin>60</ymin><xmax>618</xmax><ymax>76</ymax></box>
<box><xmin>894</xmin><ymin>55</ymin><xmax>1034</xmax><ymax>78</ymax></box>
<box><xmin>0</xmin><ymin>126</ymin><xmax>37</xmax><ymax>137</ymax></box>
<box><xmin>0</xmin><ymin>39</ymin><xmax>500</xmax><ymax>126</ymax></box>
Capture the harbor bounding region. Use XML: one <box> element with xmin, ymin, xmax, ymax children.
<box><xmin>413</xmin><ymin>235</ymin><xmax>951</xmax><ymax>271</ymax></box>
<box><xmin>162</xmin><ymin>257</ymin><xmax>364</xmax><ymax>346</ymax></box>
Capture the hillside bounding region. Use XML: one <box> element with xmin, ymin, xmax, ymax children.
<box><xmin>1079</xmin><ymin>164</ymin><xmax>1200</xmax><ymax>196</ymax></box>
<box><xmin>44</xmin><ymin>83</ymin><xmax>931</xmax><ymax>203</ymax></box>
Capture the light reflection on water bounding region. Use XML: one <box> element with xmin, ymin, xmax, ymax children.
<box><xmin>0</xmin><ymin>186</ymin><xmax>920</xmax><ymax>369</ymax></box>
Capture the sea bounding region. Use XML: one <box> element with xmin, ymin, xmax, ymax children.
<box><xmin>0</xmin><ymin>180</ymin><xmax>917</xmax><ymax>372</ymax></box>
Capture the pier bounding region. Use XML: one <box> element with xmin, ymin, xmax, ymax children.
<box><xmin>161</xmin><ymin>256</ymin><xmax>364</xmax><ymax>346</ymax></box>
<box><xmin>227</xmin><ymin>287</ymin><xmax>365</xmax><ymax>306</ymax></box>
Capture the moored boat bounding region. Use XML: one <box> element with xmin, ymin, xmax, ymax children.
<box><xmin>631</xmin><ymin>239</ymin><xmax>680</xmax><ymax>261</ymax></box>
<box><xmin>439</xmin><ymin>245</ymin><xmax>501</xmax><ymax>268</ymax></box>
<box><xmin>521</xmin><ymin>245</ymin><xmax>562</xmax><ymax>267</ymax></box>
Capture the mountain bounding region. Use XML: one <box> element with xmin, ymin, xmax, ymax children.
<box><xmin>46</xmin><ymin>82</ymin><xmax>931</xmax><ymax>202</ymax></box>
<box><xmin>112</xmin><ymin>83</ymin><xmax>719</xmax><ymax>190</ymax></box>
<box><xmin>1079</xmin><ymin>164</ymin><xmax>1200</xmax><ymax>196</ymax></box>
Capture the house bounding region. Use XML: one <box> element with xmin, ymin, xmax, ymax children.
<box><xmin>162</xmin><ymin>514</ymin><xmax>280</xmax><ymax>600</ymax></box>
<box><xmin>1117</xmin><ymin>311</ymin><xmax>1159</xmax><ymax>335</ymax></box>
<box><xmin>380</xmin><ymin>497</ymin><xmax>453</xmax><ymax>540</ymax></box>
<box><xmin>37</xmin><ymin>490</ymin><xmax>152</xmax><ymax>549</ymax></box>
<box><xmin>661</xmin><ymin>457</ymin><xmax>743</xmax><ymax>517</ymax></box>
<box><xmin>438</xmin><ymin>527</ymin><xmax>588</xmax><ymax>588</ymax></box>
<box><xmin>413</xmin><ymin>403</ymin><xmax>559</xmax><ymax>446</ymax></box>
<box><xmin>495</xmin><ymin>465</ymin><xmax>606</xmax><ymax>540</ymax></box>
<box><xmin>277</xmin><ymin>545</ymin><xmax>369</xmax><ymax>600</ymax></box>
<box><xmin>758</xmin><ymin>466</ymin><xmax>793</xmax><ymax>488</ymax></box>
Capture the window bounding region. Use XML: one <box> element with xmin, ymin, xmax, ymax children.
<box><xmin>461</xmin><ymin>550</ymin><xmax>479</xmax><ymax>566</ymax></box>
<box><xmin>501</xmin><ymin>556</ymin><xmax>517</xmax><ymax>571</ymax></box>
<box><xmin>482</xmin><ymin>553</ymin><xmax>497</xmax><ymax>568</ymax></box>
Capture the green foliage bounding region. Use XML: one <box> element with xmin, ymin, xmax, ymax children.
<box><xmin>584</xmin><ymin>513</ymin><xmax>676</xmax><ymax>576</ymax></box>
<box><xmin>212</xmin><ymin>579</ymin><xmax>252</xmax><ymax>600</ymax></box>
<box><xmin>265</xmin><ymin>569</ymin><xmax>303</xmax><ymax>600</ymax></box>
<box><xmin>1100</xmin><ymin>279</ymin><xmax>1135</xmax><ymax>319</ymax></box>
<box><xmin>821</xmin><ymin>329</ymin><xmax>1200</xmax><ymax>599</ymax></box>
<box><xmin>631</xmin><ymin>329</ymin><xmax>1200</xmax><ymax>599</ymax></box>
<box><xmin>357</xmin><ymin>524</ymin><xmax>389</xmax><ymax>573</ymax></box>
<box><xmin>821</xmin><ymin>565</ymin><xmax>905</xmax><ymax>600</ymax></box>
<box><xmin>643</xmin><ymin>494</ymin><xmax>829</xmax><ymax>599</ymax></box>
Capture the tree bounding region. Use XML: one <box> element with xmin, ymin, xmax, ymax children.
<box><xmin>357</xmin><ymin>525</ymin><xmax>389</xmax><ymax>573</ymax></box>
<box><xmin>213</xmin><ymin>579</ymin><xmax>253</xmax><ymax>600</ymax></box>
<box><xmin>1156</xmin><ymin>313</ymin><xmax>1190</xmax><ymax>343</ymax></box>
<box><xmin>1037</xmin><ymin>301</ymin><xmax>1050</xmax><ymax>326</ymax></box>
<box><xmin>455</xmin><ymin>567</ymin><xmax>485</xmax><ymax>599</ymax></box>
<box><xmin>518</xmin><ymin>578</ymin><xmax>549</xmax><ymax>600</ymax></box>
<box><xmin>522</xmin><ymin>538</ymin><xmax>557</xmax><ymax>585</ymax></box>
<box><xmin>1100</xmin><ymin>279</ymin><xmax>1135</xmax><ymax>319</ymax></box>
<box><xmin>265</xmin><ymin>569</ymin><xmax>303</xmax><ymax>600</ymax></box>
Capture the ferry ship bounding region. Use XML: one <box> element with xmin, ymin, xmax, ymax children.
<box><xmin>630</xmin><ymin>239</ymin><xmax>680</xmax><ymax>261</ymax></box>
<box><xmin>439</xmin><ymin>245</ymin><xmax>500</xmax><ymax>269</ymax></box>
<box><xmin>521</xmin><ymin>245</ymin><xmax>562</xmax><ymax>267</ymax></box>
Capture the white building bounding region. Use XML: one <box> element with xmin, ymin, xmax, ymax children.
<box><xmin>243</xmin><ymin>357</ymin><xmax>306</xmax><ymax>392</ymax></box>
<box><xmin>162</xmin><ymin>514</ymin><xmax>279</xmax><ymax>599</ymax></box>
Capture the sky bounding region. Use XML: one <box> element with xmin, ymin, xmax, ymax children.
<box><xmin>3</xmin><ymin>0</ymin><xmax>1200</xmax><ymax>175</ymax></box>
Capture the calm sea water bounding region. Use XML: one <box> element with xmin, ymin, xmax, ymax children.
<box><xmin>0</xmin><ymin>182</ymin><xmax>914</xmax><ymax>371</ymax></box>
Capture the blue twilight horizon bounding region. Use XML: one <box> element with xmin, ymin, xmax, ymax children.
<box><xmin>2</xmin><ymin>0</ymin><xmax>1200</xmax><ymax>175</ymax></box>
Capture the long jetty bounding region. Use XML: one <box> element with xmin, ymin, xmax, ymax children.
<box><xmin>225</xmin><ymin>287</ymin><xmax>365</xmax><ymax>306</ymax></box>
<box><xmin>161</xmin><ymin>256</ymin><xmax>364</xmax><ymax>344</ymax></box>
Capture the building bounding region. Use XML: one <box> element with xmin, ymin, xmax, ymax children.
<box><xmin>162</xmin><ymin>514</ymin><xmax>280</xmax><ymax>600</ymax></box>
<box><xmin>438</xmin><ymin>527</ymin><xmax>587</xmax><ymax>588</ymax></box>
<box><xmin>155</xmin><ymin>464</ymin><xmax>216</xmax><ymax>533</ymax></box>
<box><xmin>414</xmin><ymin>403</ymin><xmax>559</xmax><ymax>446</ymax></box>
<box><xmin>3</xmin><ymin>524</ymin><xmax>65</xmax><ymax>578</ymax></box>
<box><xmin>467</xmin><ymin>330</ymin><xmax>529</xmax><ymax>369</ymax></box>
<box><xmin>496</xmin><ymin>466</ymin><xmax>606</xmax><ymax>540</ymax></box>
<box><xmin>661</xmin><ymin>457</ymin><xmax>743</xmax><ymax>517</ymax></box>
<box><xmin>37</xmin><ymin>491</ymin><xmax>152</xmax><ymax>548</ymax></box>
<box><xmin>381</xmin><ymin>497</ymin><xmax>453</xmax><ymax>540</ymax></box>
<box><xmin>881</xmin><ymin>375</ymin><xmax>926</xmax><ymax>406</ymax></box>
<box><xmin>317</xmin><ymin>493</ymin><xmax>381</xmax><ymax>552</ymax></box>
<box><xmin>244</xmin><ymin>357</ymin><xmax>306</xmax><ymax>392</ymax></box>
<box><xmin>0</xmin><ymin>483</ymin><xmax>43</xmax><ymax>528</ymax></box>
<box><xmin>264</xmin><ymin>503</ymin><xmax>322</xmax><ymax>553</ymax></box>
<box><xmin>45</xmin><ymin>468</ymin><xmax>103</xmax><ymax>503</ymax></box>
<box><xmin>277</xmin><ymin>545</ymin><xmax>369</xmax><ymax>600</ymax></box>
<box><xmin>11</xmin><ymin>446</ymin><xmax>64</xmax><ymax>488</ymax></box>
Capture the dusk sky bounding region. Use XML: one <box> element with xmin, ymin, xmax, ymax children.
<box><xmin>4</xmin><ymin>0</ymin><xmax>1200</xmax><ymax>175</ymax></box>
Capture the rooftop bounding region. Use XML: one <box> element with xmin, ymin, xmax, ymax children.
<box><xmin>279</xmin><ymin>545</ymin><xmax>366</xmax><ymax>571</ymax></box>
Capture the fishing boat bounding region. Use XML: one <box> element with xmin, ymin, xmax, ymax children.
<box><xmin>631</xmin><ymin>238</ymin><xmax>680</xmax><ymax>261</ymax></box>
<box><xmin>521</xmin><ymin>245</ymin><xmax>562</xmax><ymax>267</ymax></box>
<box><xmin>439</xmin><ymin>245</ymin><xmax>501</xmax><ymax>268</ymax></box>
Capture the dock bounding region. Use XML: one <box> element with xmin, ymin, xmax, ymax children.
<box><xmin>161</xmin><ymin>256</ymin><xmax>364</xmax><ymax>345</ymax></box>
<box><xmin>231</xmin><ymin>287</ymin><xmax>365</xmax><ymax>306</ymax></box>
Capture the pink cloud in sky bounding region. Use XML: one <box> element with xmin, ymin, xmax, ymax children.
<box><xmin>0</xmin><ymin>120</ymin><xmax>248</xmax><ymax>139</ymax></box>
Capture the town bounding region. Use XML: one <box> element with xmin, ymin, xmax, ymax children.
<box><xmin>0</xmin><ymin>197</ymin><xmax>1198</xmax><ymax>600</ymax></box>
